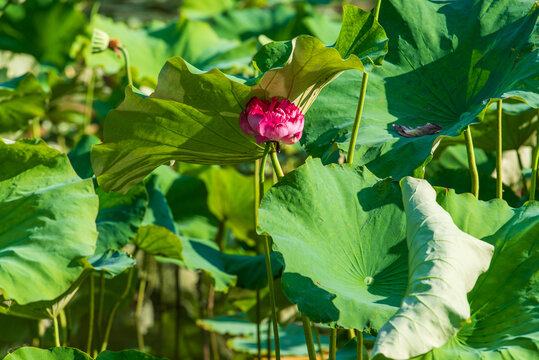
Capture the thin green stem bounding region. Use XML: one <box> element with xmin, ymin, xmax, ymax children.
<box><xmin>87</xmin><ymin>275</ymin><xmax>95</xmax><ymax>353</ymax></box>
<box><xmin>313</xmin><ymin>326</ymin><xmax>323</xmax><ymax>360</ymax></box>
<box><xmin>118</xmin><ymin>46</ymin><xmax>132</xmax><ymax>86</ymax></box>
<box><xmin>496</xmin><ymin>100</ymin><xmax>503</xmax><ymax>199</ymax></box>
<box><xmin>174</xmin><ymin>266</ymin><xmax>181</xmax><ymax>360</ymax></box>
<box><xmin>373</xmin><ymin>0</ymin><xmax>382</xmax><ymax>20</ymax></box>
<box><xmin>355</xmin><ymin>330</ymin><xmax>363</xmax><ymax>360</ymax></box>
<box><xmin>531</xmin><ymin>131</ymin><xmax>539</xmax><ymax>201</ymax></box>
<box><xmin>301</xmin><ymin>314</ymin><xmax>317</xmax><ymax>360</ymax></box>
<box><xmin>329</xmin><ymin>328</ymin><xmax>337</xmax><ymax>360</ymax></box>
<box><xmin>53</xmin><ymin>316</ymin><xmax>61</xmax><ymax>347</ymax></box>
<box><xmin>259</xmin><ymin>142</ymin><xmax>280</xmax><ymax>360</ymax></box>
<box><xmin>82</xmin><ymin>69</ymin><xmax>95</xmax><ymax>138</ymax></box>
<box><xmin>516</xmin><ymin>148</ymin><xmax>528</xmax><ymax>195</ymax></box>
<box><xmin>347</xmin><ymin>73</ymin><xmax>369</xmax><ymax>164</ymax></box>
<box><xmin>97</xmin><ymin>270</ymin><xmax>105</xmax><ymax>342</ymax></box>
<box><xmin>270</xmin><ymin>145</ymin><xmax>285</xmax><ymax>180</ymax></box>
<box><xmin>346</xmin><ymin>0</ymin><xmax>382</xmax><ymax>164</ymax></box>
<box><xmin>135</xmin><ymin>268</ymin><xmax>147</xmax><ymax>352</ymax></box>
<box><xmin>101</xmin><ymin>267</ymin><xmax>134</xmax><ymax>352</ymax></box>
<box><xmin>465</xmin><ymin>126</ymin><xmax>479</xmax><ymax>198</ymax></box>
<box><xmin>31</xmin><ymin>117</ymin><xmax>40</xmax><ymax>139</ymax></box>
<box><xmin>254</xmin><ymin>159</ymin><xmax>262</xmax><ymax>360</ymax></box>
<box><xmin>59</xmin><ymin>310</ymin><xmax>67</xmax><ymax>346</ymax></box>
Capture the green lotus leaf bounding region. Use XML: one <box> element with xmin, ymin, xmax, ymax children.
<box><xmin>258</xmin><ymin>158</ymin><xmax>408</xmax><ymax>330</ymax></box>
<box><xmin>0</xmin><ymin>0</ymin><xmax>86</xmax><ymax>68</ymax></box>
<box><xmin>2</xmin><ymin>347</ymin><xmax>165</xmax><ymax>360</ymax></box>
<box><xmin>0</xmin><ymin>139</ymin><xmax>98</xmax><ymax>307</ymax></box>
<box><xmin>303</xmin><ymin>0</ymin><xmax>538</xmax><ymax>179</ymax></box>
<box><xmin>133</xmin><ymin>225</ymin><xmax>183</xmax><ymax>260</ymax></box>
<box><xmin>407</xmin><ymin>193</ymin><xmax>539</xmax><ymax>359</ymax></box>
<box><xmin>88</xmin><ymin>249</ymin><xmax>135</xmax><ymax>277</ymax></box>
<box><xmin>371</xmin><ymin>178</ymin><xmax>494</xmax><ymax>359</ymax></box>
<box><xmin>0</xmin><ymin>73</ymin><xmax>48</xmax><ymax>133</ymax></box>
<box><xmin>91</xmin><ymin>9</ymin><xmax>388</xmax><ymax>193</ymax></box>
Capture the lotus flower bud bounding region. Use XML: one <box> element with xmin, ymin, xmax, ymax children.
<box><xmin>239</xmin><ymin>97</ymin><xmax>304</xmax><ymax>145</ymax></box>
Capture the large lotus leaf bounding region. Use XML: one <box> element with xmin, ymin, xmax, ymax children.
<box><xmin>0</xmin><ymin>73</ymin><xmax>48</xmax><ymax>133</ymax></box>
<box><xmin>258</xmin><ymin>158</ymin><xmax>408</xmax><ymax>330</ymax></box>
<box><xmin>405</xmin><ymin>195</ymin><xmax>539</xmax><ymax>359</ymax></box>
<box><xmin>0</xmin><ymin>0</ymin><xmax>86</xmax><ymax>68</ymax></box>
<box><xmin>303</xmin><ymin>0</ymin><xmax>539</xmax><ymax>179</ymax></box>
<box><xmin>371</xmin><ymin>178</ymin><xmax>494</xmax><ymax>359</ymax></box>
<box><xmin>87</xmin><ymin>15</ymin><xmax>249</xmax><ymax>82</ymax></box>
<box><xmin>91</xmin><ymin>11</ymin><xmax>388</xmax><ymax>193</ymax></box>
<box><xmin>198</xmin><ymin>166</ymin><xmax>258</xmax><ymax>244</ymax></box>
<box><xmin>95</xmin><ymin>183</ymin><xmax>148</xmax><ymax>255</ymax></box>
<box><xmin>2</xmin><ymin>347</ymin><xmax>165</xmax><ymax>360</ymax></box>
<box><xmin>0</xmin><ymin>139</ymin><xmax>98</xmax><ymax>306</ymax></box>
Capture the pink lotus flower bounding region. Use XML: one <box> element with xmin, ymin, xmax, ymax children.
<box><xmin>239</xmin><ymin>97</ymin><xmax>304</xmax><ymax>145</ymax></box>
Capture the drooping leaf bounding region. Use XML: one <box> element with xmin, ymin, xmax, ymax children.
<box><xmin>0</xmin><ymin>0</ymin><xmax>86</xmax><ymax>68</ymax></box>
<box><xmin>0</xmin><ymin>139</ymin><xmax>98</xmax><ymax>307</ymax></box>
<box><xmin>0</xmin><ymin>74</ymin><xmax>48</xmax><ymax>133</ymax></box>
<box><xmin>67</xmin><ymin>134</ymin><xmax>100</xmax><ymax>179</ymax></box>
<box><xmin>150</xmin><ymin>166</ymin><xmax>218</xmax><ymax>240</ymax></box>
<box><xmin>303</xmin><ymin>0</ymin><xmax>538</xmax><ymax>179</ymax></box>
<box><xmin>371</xmin><ymin>178</ymin><xmax>494</xmax><ymax>359</ymax></box>
<box><xmin>88</xmin><ymin>249</ymin><xmax>135</xmax><ymax>277</ymax></box>
<box><xmin>91</xmin><ymin>10</ymin><xmax>388</xmax><ymax>193</ymax></box>
<box><xmin>157</xmin><ymin>237</ymin><xmax>281</xmax><ymax>292</ymax></box>
<box><xmin>410</xmin><ymin>192</ymin><xmax>539</xmax><ymax>359</ymax></box>
<box><xmin>133</xmin><ymin>225</ymin><xmax>183</xmax><ymax>260</ymax></box>
<box><xmin>95</xmin><ymin>184</ymin><xmax>148</xmax><ymax>255</ymax></box>
<box><xmin>198</xmin><ymin>166</ymin><xmax>258</xmax><ymax>244</ymax></box>
<box><xmin>258</xmin><ymin>158</ymin><xmax>408</xmax><ymax>330</ymax></box>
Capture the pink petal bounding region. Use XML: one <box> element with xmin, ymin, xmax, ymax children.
<box><xmin>239</xmin><ymin>111</ymin><xmax>257</xmax><ymax>135</ymax></box>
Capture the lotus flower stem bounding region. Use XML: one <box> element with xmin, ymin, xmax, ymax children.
<box><xmin>101</xmin><ymin>267</ymin><xmax>134</xmax><ymax>352</ymax></box>
<box><xmin>270</xmin><ymin>145</ymin><xmax>285</xmax><ymax>180</ymax></box>
<box><xmin>355</xmin><ymin>329</ymin><xmax>363</xmax><ymax>360</ymax></box>
<box><xmin>329</xmin><ymin>328</ymin><xmax>337</xmax><ymax>360</ymax></box>
<box><xmin>59</xmin><ymin>310</ymin><xmax>67</xmax><ymax>346</ymax></box>
<box><xmin>313</xmin><ymin>326</ymin><xmax>323</xmax><ymax>360</ymax></box>
<box><xmin>53</xmin><ymin>316</ymin><xmax>61</xmax><ymax>347</ymax></box>
<box><xmin>301</xmin><ymin>314</ymin><xmax>317</xmax><ymax>360</ymax></box>
<box><xmin>118</xmin><ymin>46</ymin><xmax>133</xmax><ymax>86</ymax></box>
<box><xmin>530</xmin><ymin>125</ymin><xmax>539</xmax><ymax>200</ymax></box>
<box><xmin>82</xmin><ymin>69</ymin><xmax>95</xmax><ymax>138</ymax></box>
<box><xmin>254</xmin><ymin>159</ymin><xmax>262</xmax><ymax>360</ymax></box>
<box><xmin>97</xmin><ymin>270</ymin><xmax>105</xmax><ymax>340</ymax></box>
<box><xmin>465</xmin><ymin>125</ymin><xmax>479</xmax><ymax>198</ymax></box>
<box><xmin>135</xmin><ymin>267</ymin><xmax>147</xmax><ymax>352</ymax></box>
<box><xmin>346</xmin><ymin>0</ymin><xmax>382</xmax><ymax>164</ymax></box>
<box><xmin>259</xmin><ymin>142</ymin><xmax>281</xmax><ymax>359</ymax></box>
<box><xmin>496</xmin><ymin>100</ymin><xmax>503</xmax><ymax>199</ymax></box>
<box><xmin>87</xmin><ymin>274</ymin><xmax>95</xmax><ymax>353</ymax></box>
<box><xmin>516</xmin><ymin>148</ymin><xmax>528</xmax><ymax>195</ymax></box>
